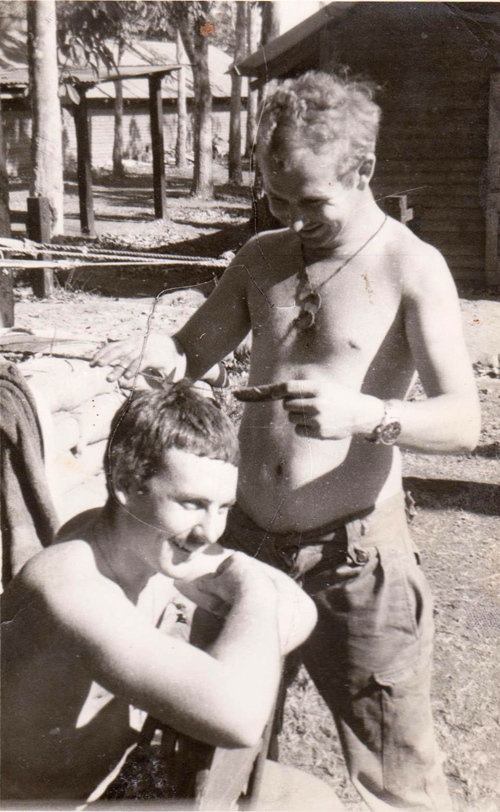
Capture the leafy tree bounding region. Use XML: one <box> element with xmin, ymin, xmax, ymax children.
<box><xmin>57</xmin><ymin>2</ymin><xmax>168</xmax><ymax>71</ymax></box>
<box><xmin>58</xmin><ymin>1</ymin><xmax>216</xmax><ymax>198</ymax></box>
<box><xmin>207</xmin><ymin>2</ymin><xmax>236</xmax><ymax>55</ymax></box>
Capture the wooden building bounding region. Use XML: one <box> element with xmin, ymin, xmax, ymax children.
<box><xmin>236</xmin><ymin>2</ymin><xmax>500</xmax><ymax>286</ymax></box>
<box><xmin>1</xmin><ymin>38</ymin><xmax>247</xmax><ymax>177</ymax></box>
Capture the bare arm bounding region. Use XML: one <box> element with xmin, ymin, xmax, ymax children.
<box><xmin>175</xmin><ymin>545</ymin><xmax>318</xmax><ymax>654</ymax></box>
<box><xmin>91</xmin><ymin>249</ymin><xmax>252</xmax><ymax>384</ymax></box>
<box><xmin>175</xmin><ymin>255</ymin><xmax>251</xmax><ymax>380</ymax></box>
<box><xmin>37</xmin><ymin>553</ymin><xmax>280</xmax><ymax>749</ymax></box>
<box><xmin>395</xmin><ymin>247</ymin><xmax>480</xmax><ymax>452</ymax></box>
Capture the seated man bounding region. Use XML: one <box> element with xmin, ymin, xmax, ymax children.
<box><xmin>1</xmin><ymin>384</ymin><xmax>317</xmax><ymax>803</ymax></box>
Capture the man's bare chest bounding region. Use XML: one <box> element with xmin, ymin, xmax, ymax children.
<box><xmin>248</xmin><ymin>259</ymin><xmax>404</xmax><ymax>368</ymax></box>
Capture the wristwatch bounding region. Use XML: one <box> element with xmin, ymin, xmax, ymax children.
<box><xmin>367</xmin><ymin>400</ymin><xmax>402</xmax><ymax>445</ymax></box>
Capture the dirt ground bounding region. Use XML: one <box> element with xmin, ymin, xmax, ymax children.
<box><xmin>7</xmin><ymin>171</ymin><xmax>500</xmax><ymax>811</ymax></box>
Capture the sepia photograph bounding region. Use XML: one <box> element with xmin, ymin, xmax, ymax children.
<box><xmin>0</xmin><ymin>1</ymin><xmax>499</xmax><ymax>810</ymax></box>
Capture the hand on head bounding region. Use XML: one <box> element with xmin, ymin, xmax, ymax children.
<box><xmin>91</xmin><ymin>332</ymin><xmax>186</xmax><ymax>384</ymax></box>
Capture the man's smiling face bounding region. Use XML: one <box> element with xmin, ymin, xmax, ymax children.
<box><xmin>121</xmin><ymin>448</ymin><xmax>238</xmax><ymax>581</ymax></box>
<box><xmin>262</xmin><ymin>146</ymin><xmax>363</xmax><ymax>253</ymax></box>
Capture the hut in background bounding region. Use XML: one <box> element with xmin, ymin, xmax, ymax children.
<box><xmin>236</xmin><ymin>1</ymin><xmax>500</xmax><ymax>286</ymax></box>
<box><xmin>1</xmin><ymin>37</ymin><xmax>247</xmax><ymax>177</ymax></box>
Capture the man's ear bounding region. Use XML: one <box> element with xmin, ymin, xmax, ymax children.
<box><xmin>111</xmin><ymin>471</ymin><xmax>131</xmax><ymax>507</ymax></box>
<box><xmin>113</xmin><ymin>485</ymin><xmax>128</xmax><ymax>507</ymax></box>
<box><xmin>357</xmin><ymin>153</ymin><xmax>376</xmax><ymax>189</ymax></box>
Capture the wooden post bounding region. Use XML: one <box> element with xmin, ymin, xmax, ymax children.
<box><xmin>486</xmin><ymin>72</ymin><xmax>500</xmax><ymax>286</ymax></box>
<box><xmin>74</xmin><ymin>89</ymin><xmax>96</xmax><ymax>237</ymax></box>
<box><xmin>0</xmin><ymin>91</ymin><xmax>14</xmax><ymax>326</ymax></box>
<box><xmin>27</xmin><ymin>196</ymin><xmax>55</xmax><ymax>298</ymax></box>
<box><xmin>149</xmin><ymin>73</ymin><xmax>167</xmax><ymax>220</ymax></box>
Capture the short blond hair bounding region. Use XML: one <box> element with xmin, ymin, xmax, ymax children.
<box><xmin>258</xmin><ymin>71</ymin><xmax>381</xmax><ymax>183</ymax></box>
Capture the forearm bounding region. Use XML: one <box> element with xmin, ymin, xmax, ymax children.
<box><xmin>206</xmin><ymin>585</ymin><xmax>281</xmax><ymax>741</ymax></box>
<box><xmin>175</xmin><ymin>328</ymin><xmax>228</xmax><ymax>382</ymax></box>
<box><xmin>356</xmin><ymin>392</ymin><xmax>481</xmax><ymax>453</ymax></box>
<box><xmin>249</xmin><ymin>559</ymin><xmax>318</xmax><ymax>654</ymax></box>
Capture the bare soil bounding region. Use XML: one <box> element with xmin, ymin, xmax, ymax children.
<box><xmin>8</xmin><ymin>172</ymin><xmax>500</xmax><ymax>811</ymax></box>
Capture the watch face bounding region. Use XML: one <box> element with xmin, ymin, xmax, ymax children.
<box><xmin>380</xmin><ymin>421</ymin><xmax>402</xmax><ymax>445</ymax></box>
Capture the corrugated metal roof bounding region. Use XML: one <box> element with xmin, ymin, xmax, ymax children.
<box><xmin>0</xmin><ymin>64</ymin><xmax>179</xmax><ymax>89</ymax></box>
<box><xmin>0</xmin><ymin>35</ymin><xmax>243</xmax><ymax>99</ymax></box>
<box><xmin>0</xmin><ymin>68</ymin><xmax>28</xmax><ymax>87</ymax></box>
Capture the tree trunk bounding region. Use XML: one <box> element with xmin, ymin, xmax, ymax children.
<box><xmin>191</xmin><ymin>59</ymin><xmax>213</xmax><ymax>198</ymax></box>
<box><xmin>228</xmin><ymin>2</ymin><xmax>246</xmax><ymax>185</ymax></box>
<box><xmin>245</xmin><ymin>1</ymin><xmax>260</xmax><ymax>159</ymax></box>
<box><xmin>176</xmin><ymin>29</ymin><xmax>188</xmax><ymax>169</ymax></box>
<box><xmin>260</xmin><ymin>0</ymin><xmax>280</xmax><ymax>45</ymax></box>
<box><xmin>179</xmin><ymin>18</ymin><xmax>213</xmax><ymax>199</ymax></box>
<box><xmin>27</xmin><ymin>0</ymin><xmax>64</xmax><ymax>236</ymax></box>
<box><xmin>112</xmin><ymin>42</ymin><xmax>125</xmax><ymax>179</ymax></box>
<box><xmin>0</xmin><ymin>93</ymin><xmax>10</xmax><ymax>238</ymax></box>
<box><xmin>0</xmin><ymin>92</ymin><xmax>14</xmax><ymax>327</ymax></box>
<box><xmin>112</xmin><ymin>80</ymin><xmax>125</xmax><ymax>179</ymax></box>
<box><xmin>251</xmin><ymin>1</ymin><xmax>281</xmax><ymax>232</ymax></box>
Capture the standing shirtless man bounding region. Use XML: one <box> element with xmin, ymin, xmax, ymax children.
<box><xmin>94</xmin><ymin>72</ymin><xmax>480</xmax><ymax>810</ymax></box>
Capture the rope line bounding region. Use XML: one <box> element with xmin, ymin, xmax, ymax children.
<box><xmin>0</xmin><ymin>237</ymin><xmax>230</xmax><ymax>270</ymax></box>
<box><xmin>1</xmin><ymin>258</ymin><xmax>228</xmax><ymax>270</ymax></box>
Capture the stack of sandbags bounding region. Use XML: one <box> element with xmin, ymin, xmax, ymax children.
<box><xmin>18</xmin><ymin>355</ymin><xmax>125</xmax><ymax>525</ymax></box>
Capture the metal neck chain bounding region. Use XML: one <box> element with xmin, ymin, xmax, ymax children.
<box><xmin>294</xmin><ymin>214</ymin><xmax>388</xmax><ymax>331</ymax></box>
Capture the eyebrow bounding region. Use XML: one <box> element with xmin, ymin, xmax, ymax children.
<box><xmin>176</xmin><ymin>494</ymin><xmax>236</xmax><ymax>508</ymax></box>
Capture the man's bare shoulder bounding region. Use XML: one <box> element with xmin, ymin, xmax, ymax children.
<box><xmin>384</xmin><ymin>218</ymin><xmax>455</xmax><ymax>298</ymax></box>
<box><xmin>13</xmin><ymin>540</ymin><xmax>122</xmax><ymax>619</ymax></box>
<box><xmin>1</xmin><ymin>542</ymin><xmax>112</xmax><ymax>648</ymax></box>
<box><xmin>233</xmin><ymin>227</ymin><xmax>298</xmax><ymax>267</ymax></box>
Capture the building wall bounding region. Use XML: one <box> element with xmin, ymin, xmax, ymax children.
<box><xmin>4</xmin><ymin>99</ymin><xmax>247</xmax><ymax>176</ymax></box>
<box><xmin>321</xmin><ymin>2</ymin><xmax>494</xmax><ymax>284</ymax></box>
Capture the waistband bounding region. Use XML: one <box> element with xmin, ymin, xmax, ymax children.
<box><xmin>229</xmin><ymin>491</ymin><xmax>412</xmax><ymax>548</ymax></box>
<box><xmin>224</xmin><ymin>492</ymin><xmax>417</xmax><ymax>579</ymax></box>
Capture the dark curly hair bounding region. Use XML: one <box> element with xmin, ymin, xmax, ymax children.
<box><xmin>257</xmin><ymin>71</ymin><xmax>381</xmax><ymax>184</ymax></box>
<box><xmin>104</xmin><ymin>383</ymin><xmax>239</xmax><ymax>498</ymax></box>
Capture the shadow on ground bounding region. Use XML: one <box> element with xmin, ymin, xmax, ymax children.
<box><xmin>62</xmin><ymin>265</ymin><xmax>220</xmax><ymax>299</ymax></box>
<box><xmin>403</xmin><ymin>476</ymin><xmax>500</xmax><ymax>516</ymax></box>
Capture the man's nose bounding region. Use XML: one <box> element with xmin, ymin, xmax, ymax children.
<box><xmin>193</xmin><ymin>515</ymin><xmax>220</xmax><ymax>546</ymax></box>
